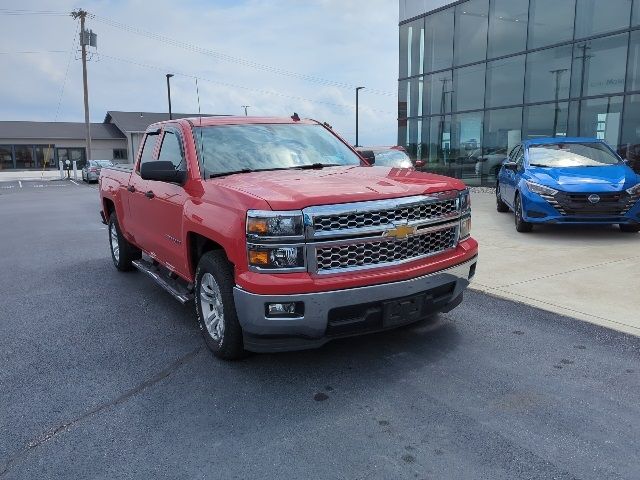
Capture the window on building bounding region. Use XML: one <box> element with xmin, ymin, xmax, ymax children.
<box><xmin>627</xmin><ymin>30</ymin><xmax>640</xmax><ymax>91</ymax></box>
<box><xmin>424</xmin><ymin>8</ymin><xmax>454</xmax><ymax>73</ymax></box>
<box><xmin>452</xmin><ymin>111</ymin><xmax>484</xmax><ymax>161</ymax></box>
<box><xmin>427</xmin><ymin>115</ymin><xmax>452</xmax><ymax>171</ymax></box>
<box><xmin>403</xmin><ymin>118</ymin><xmax>424</xmax><ymax>160</ymax></box>
<box><xmin>14</xmin><ymin>146</ymin><xmax>35</xmax><ymax>169</ymax></box>
<box><xmin>426</xmin><ymin>70</ymin><xmax>453</xmax><ymax>115</ymax></box>
<box><xmin>620</xmin><ymin>94</ymin><xmax>640</xmax><ymax>171</ymax></box>
<box><xmin>525</xmin><ymin>46</ymin><xmax>573</xmax><ymax>104</ymax></box>
<box><xmin>398</xmin><ymin>79</ymin><xmax>409</xmax><ymax>119</ymax></box>
<box><xmin>524</xmin><ymin>102</ymin><xmax>569</xmax><ymax>139</ymax></box>
<box><xmin>452</xmin><ymin>63</ymin><xmax>486</xmax><ymax>112</ymax></box>
<box><xmin>399</xmin><ymin>17</ymin><xmax>424</xmax><ymax>78</ymax></box>
<box><xmin>407</xmin><ymin>77</ymin><xmax>424</xmax><ymax>117</ymax></box>
<box><xmin>634</xmin><ymin>0</ymin><xmax>640</xmax><ymax>26</ymax></box>
<box><xmin>528</xmin><ymin>0</ymin><xmax>575</xmax><ymax>49</ymax></box>
<box><xmin>158</xmin><ymin>131</ymin><xmax>186</xmax><ymax>171</ymax></box>
<box><xmin>56</xmin><ymin>148</ymin><xmax>86</xmax><ymax>169</ymax></box>
<box><xmin>485</xmin><ymin>54</ymin><xmax>525</xmax><ymax>108</ymax></box>
<box><xmin>483</xmin><ymin>107</ymin><xmax>522</xmax><ymax>157</ymax></box>
<box><xmin>487</xmin><ymin>0</ymin><xmax>528</xmax><ymax>59</ymax></box>
<box><xmin>453</xmin><ymin>0</ymin><xmax>489</xmax><ymax>66</ymax></box>
<box><xmin>578</xmin><ymin>96</ymin><xmax>624</xmax><ymax>148</ymax></box>
<box><xmin>0</xmin><ymin>146</ymin><xmax>13</xmax><ymax>170</ymax></box>
<box><xmin>113</xmin><ymin>148</ymin><xmax>128</xmax><ymax>161</ymax></box>
<box><xmin>570</xmin><ymin>34</ymin><xmax>628</xmax><ymax>98</ymax></box>
<box><xmin>574</xmin><ymin>0</ymin><xmax>632</xmax><ymax>40</ymax></box>
<box><xmin>34</xmin><ymin>145</ymin><xmax>55</xmax><ymax>168</ymax></box>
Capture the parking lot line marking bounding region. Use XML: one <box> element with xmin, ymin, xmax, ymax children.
<box><xmin>70</xmin><ymin>179</ymin><xmax>79</xmax><ymax>186</ymax></box>
<box><xmin>18</xmin><ymin>181</ymin><xmax>22</xmax><ymax>188</ymax></box>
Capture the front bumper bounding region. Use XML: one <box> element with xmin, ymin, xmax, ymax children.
<box><xmin>233</xmin><ymin>255</ymin><xmax>477</xmax><ymax>352</ymax></box>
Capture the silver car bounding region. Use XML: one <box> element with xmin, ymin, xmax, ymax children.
<box><xmin>82</xmin><ymin>160</ymin><xmax>114</xmax><ymax>183</ymax></box>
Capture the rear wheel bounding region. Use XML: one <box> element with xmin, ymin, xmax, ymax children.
<box><xmin>108</xmin><ymin>214</ymin><xmax>141</xmax><ymax>271</ymax></box>
<box><xmin>514</xmin><ymin>193</ymin><xmax>533</xmax><ymax>233</ymax></box>
<box><xmin>195</xmin><ymin>251</ymin><xmax>245</xmax><ymax>360</ymax></box>
<box><xmin>496</xmin><ymin>182</ymin><xmax>509</xmax><ymax>212</ymax></box>
<box><xmin>619</xmin><ymin>223</ymin><xmax>640</xmax><ymax>233</ymax></box>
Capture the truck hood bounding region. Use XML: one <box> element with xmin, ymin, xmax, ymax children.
<box><xmin>527</xmin><ymin>165</ymin><xmax>639</xmax><ymax>192</ymax></box>
<box><xmin>208</xmin><ymin>166</ymin><xmax>466</xmax><ymax>210</ymax></box>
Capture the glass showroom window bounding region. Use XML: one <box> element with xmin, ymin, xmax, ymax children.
<box><xmin>454</xmin><ymin>0</ymin><xmax>489</xmax><ymax>66</ymax></box>
<box><xmin>0</xmin><ymin>146</ymin><xmax>13</xmax><ymax>169</ymax></box>
<box><xmin>525</xmin><ymin>45</ymin><xmax>573</xmax><ymax>104</ymax></box>
<box><xmin>398</xmin><ymin>77</ymin><xmax>423</xmax><ymax>118</ymax></box>
<box><xmin>523</xmin><ymin>102</ymin><xmax>569</xmax><ymax>139</ymax></box>
<box><xmin>399</xmin><ymin>17</ymin><xmax>424</xmax><ymax>78</ymax></box>
<box><xmin>428</xmin><ymin>115</ymin><xmax>452</xmax><ymax>169</ymax></box>
<box><xmin>487</xmin><ymin>0</ymin><xmax>528</xmax><ymax>59</ymax></box>
<box><xmin>574</xmin><ymin>0</ymin><xmax>632</xmax><ymax>40</ymax></box>
<box><xmin>634</xmin><ymin>0</ymin><xmax>640</xmax><ymax>26</ymax></box>
<box><xmin>34</xmin><ymin>145</ymin><xmax>55</xmax><ymax>168</ymax></box>
<box><xmin>452</xmin><ymin>63</ymin><xmax>485</xmax><ymax>112</ymax></box>
<box><xmin>570</xmin><ymin>34</ymin><xmax>628</xmax><ymax>98</ymax></box>
<box><xmin>627</xmin><ymin>30</ymin><xmax>640</xmax><ymax>92</ymax></box>
<box><xmin>405</xmin><ymin>118</ymin><xmax>424</xmax><ymax>160</ymax></box>
<box><xmin>528</xmin><ymin>0</ymin><xmax>575</xmax><ymax>49</ymax></box>
<box><xmin>424</xmin><ymin>8</ymin><xmax>453</xmax><ymax>73</ymax></box>
<box><xmin>620</xmin><ymin>94</ymin><xmax>640</xmax><ymax>172</ymax></box>
<box><xmin>483</xmin><ymin>107</ymin><xmax>522</xmax><ymax>157</ymax></box>
<box><xmin>578</xmin><ymin>96</ymin><xmax>624</xmax><ymax>148</ymax></box>
<box><xmin>398</xmin><ymin>79</ymin><xmax>409</xmax><ymax>119</ymax></box>
<box><xmin>14</xmin><ymin>146</ymin><xmax>35</xmax><ymax>169</ymax></box>
<box><xmin>485</xmin><ymin>54</ymin><xmax>525</xmax><ymax>108</ymax></box>
<box><xmin>426</xmin><ymin>71</ymin><xmax>453</xmax><ymax>115</ymax></box>
<box><xmin>452</xmin><ymin>111</ymin><xmax>484</xmax><ymax>161</ymax></box>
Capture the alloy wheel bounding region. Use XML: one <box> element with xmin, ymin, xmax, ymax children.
<box><xmin>200</xmin><ymin>272</ymin><xmax>225</xmax><ymax>342</ymax></box>
<box><xmin>109</xmin><ymin>221</ymin><xmax>120</xmax><ymax>262</ymax></box>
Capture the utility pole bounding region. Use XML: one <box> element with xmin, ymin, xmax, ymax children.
<box><xmin>355</xmin><ymin>87</ymin><xmax>364</xmax><ymax>147</ymax></box>
<box><xmin>550</xmin><ymin>68</ymin><xmax>567</xmax><ymax>137</ymax></box>
<box><xmin>241</xmin><ymin>105</ymin><xmax>250</xmax><ymax>116</ymax></box>
<box><xmin>166</xmin><ymin>74</ymin><xmax>174</xmax><ymax>119</ymax></box>
<box><xmin>71</xmin><ymin>9</ymin><xmax>95</xmax><ymax>163</ymax></box>
<box><xmin>574</xmin><ymin>44</ymin><xmax>593</xmax><ymax>136</ymax></box>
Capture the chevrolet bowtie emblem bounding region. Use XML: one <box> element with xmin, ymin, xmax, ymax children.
<box><xmin>385</xmin><ymin>223</ymin><xmax>416</xmax><ymax>240</ymax></box>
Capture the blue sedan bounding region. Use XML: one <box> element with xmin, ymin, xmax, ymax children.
<box><xmin>496</xmin><ymin>137</ymin><xmax>640</xmax><ymax>233</ymax></box>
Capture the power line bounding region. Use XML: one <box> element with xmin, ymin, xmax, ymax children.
<box><xmin>0</xmin><ymin>50</ymin><xmax>69</xmax><ymax>55</ymax></box>
<box><xmin>0</xmin><ymin>9</ymin><xmax>68</xmax><ymax>16</ymax></box>
<box><xmin>89</xmin><ymin>12</ymin><xmax>396</xmax><ymax>97</ymax></box>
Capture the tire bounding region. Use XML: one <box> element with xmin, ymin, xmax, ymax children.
<box><xmin>619</xmin><ymin>223</ymin><xmax>640</xmax><ymax>233</ymax></box>
<box><xmin>108</xmin><ymin>213</ymin><xmax>141</xmax><ymax>271</ymax></box>
<box><xmin>514</xmin><ymin>193</ymin><xmax>533</xmax><ymax>233</ymax></box>
<box><xmin>496</xmin><ymin>182</ymin><xmax>509</xmax><ymax>213</ymax></box>
<box><xmin>195</xmin><ymin>251</ymin><xmax>245</xmax><ymax>360</ymax></box>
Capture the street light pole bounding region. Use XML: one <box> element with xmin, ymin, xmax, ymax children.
<box><xmin>166</xmin><ymin>74</ymin><xmax>174</xmax><ymax>120</ymax></box>
<box><xmin>355</xmin><ymin>86</ymin><xmax>364</xmax><ymax>147</ymax></box>
<box><xmin>241</xmin><ymin>105</ymin><xmax>250</xmax><ymax>116</ymax></box>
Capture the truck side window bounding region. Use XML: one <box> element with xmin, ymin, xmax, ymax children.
<box><xmin>138</xmin><ymin>132</ymin><xmax>159</xmax><ymax>170</ymax></box>
<box><xmin>158</xmin><ymin>131</ymin><xmax>186</xmax><ymax>171</ymax></box>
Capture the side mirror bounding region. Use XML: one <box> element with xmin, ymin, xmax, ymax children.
<box><xmin>140</xmin><ymin>160</ymin><xmax>187</xmax><ymax>184</ymax></box>
<box><xmin>414</xmin><ymin>160</ymin><xmax>425</xmax><ymax>169</ymax></box>
<box><xmin>359</xmin><ymin>150</ymin><xmax>375</xmax><ymax>165</ymax></box>
<box><xmin>503</xmin><ymin>161</ymin><xmax>518</xmax><ymax>171</ymax></box>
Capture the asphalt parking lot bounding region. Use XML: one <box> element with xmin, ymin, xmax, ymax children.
<box><xmin>1</xmin><ymin>180</ymin><xmax>639</xmax><ymax>479</ymax></box>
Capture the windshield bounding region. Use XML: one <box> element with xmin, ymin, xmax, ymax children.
<box><xmin>528</xmin><ymin>142</ymin><xmax>621</xmax><ymax>168</ymax></box>
<box><xmin>193</xmin><ymin>124</ymin><xmax>361</xmax><ymax>176</ymax></box>
<box><xmin>372</xmin><ymin>149</ymin><xmax>412</xmax><ymax>167</ymax></box>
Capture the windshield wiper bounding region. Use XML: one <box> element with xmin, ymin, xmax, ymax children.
<box><xmin>529</xmin><ymin>163</ymin><xmax>549</xmax><ymax>167</ymax></box>
<box><xmin>294</xmin><ymin>163</ymin><xmax>342</xmax><ymax>170</ymax></box>
<box><xmin>209</xmin><ymin>168</ymin><xmax>254</xmax><ymax>178</ymax></box>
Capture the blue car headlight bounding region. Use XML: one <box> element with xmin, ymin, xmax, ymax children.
<box><xmin>524</xmin><ymin>180</ymin><xmax>558</xmax><ymax>196</ymax></box>
<box><xmin>626</xmin><ymin>183</ymin><xmax>640</xmax><ymax>195</ymax></box>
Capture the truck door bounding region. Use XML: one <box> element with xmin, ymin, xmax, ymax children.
<box><xmin>139</xmin><ymin>126</ymin><xmax>190</xmax><ymax>277</ymax></box>
<box><xmin>125</xmin><ymin>130</ymin><xmax>160</xmax><ymax>252</ymax></box>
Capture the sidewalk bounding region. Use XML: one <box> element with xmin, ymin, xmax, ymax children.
<box><xmin>470</xmin><ymin>189</ymin><xmax>640</xmax><ymax>336</ymax></box>
<box><xmin>0</xmin><ymin>170</ymin><xmax>65</xmax><ymax>181</ymax></box>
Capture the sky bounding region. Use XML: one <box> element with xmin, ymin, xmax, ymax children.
<box><xmin>0</xmin><ymin>0</ymin><xmax>399</xmax><ymax>146</ymax></box>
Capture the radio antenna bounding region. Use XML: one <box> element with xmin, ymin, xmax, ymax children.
<box><xmin>195</xmin><ymin>77</ymin><xmax>205</xmax><ymax>174</ymax></box>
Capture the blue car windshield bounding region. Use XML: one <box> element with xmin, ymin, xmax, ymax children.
<box><xmin>528</xmin><ymin>143</ymin><xmax>620</xmax><ymax>168</ymax></box>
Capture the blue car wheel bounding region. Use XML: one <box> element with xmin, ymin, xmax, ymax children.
<box><xmin>496</xmin><ymin>181</ymin><xmax>509</xmax><ymax>213</ymax></box>
<box><xmin>514</xmin><ymin>193</ymin><xmax>533</xmax><ymax>233</ymax></box>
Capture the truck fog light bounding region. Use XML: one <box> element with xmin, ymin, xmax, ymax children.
<box><xmin>265</xmin><ymin>302</ymin><xmax>304</xmax><ymax>318</ymax></box>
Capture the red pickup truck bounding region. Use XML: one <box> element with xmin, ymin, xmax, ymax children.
<box><xmin>99</xmin><ymin>116</ymin><xmax>477</xmax><ymax>359</ymax></box>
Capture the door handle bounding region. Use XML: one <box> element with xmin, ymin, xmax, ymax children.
<box><xmin>145</xmin><ymin>191</ymin><xmax>155</xmax><ymax>199</ymax></box>
<box><xmin>127</xmin><ymin>186</ymin><xmax>135</xmax><ymax>193</ymax></box>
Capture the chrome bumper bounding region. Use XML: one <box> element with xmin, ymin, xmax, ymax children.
<box><xmin>233</xmin><ymin>255</ymin><xmax>477</xmax><ymax>352</ymax></box>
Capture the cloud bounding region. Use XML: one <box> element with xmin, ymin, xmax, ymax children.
<box><xmin>0</xmin><ymin>0</ymin><xmax>399</xmax><ymax>145</ymax></box>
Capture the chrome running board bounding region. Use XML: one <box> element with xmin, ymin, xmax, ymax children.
<box><xmin>132</xmin><ymin>259</ymin><xmax>194</xmax><ymax>304</ymax></box>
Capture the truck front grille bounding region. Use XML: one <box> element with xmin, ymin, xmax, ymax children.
<box><xmin>315</xmin><ymin>225</ymin><xmax>457</xmax><ymax>272</ymax></box>
<box><xmin>313</xmin><ymin>198</ymin><xmax>458</xmax><ymax>232</ymax></box>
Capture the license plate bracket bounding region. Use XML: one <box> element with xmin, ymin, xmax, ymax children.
<box><xmin>382</xmin><ymin>292</ymin><xmax>429</xmax><ymax>328</ymax></box>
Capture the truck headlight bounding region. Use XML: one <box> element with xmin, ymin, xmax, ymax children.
<box><xmin>247</xmin><ymin>210</ymin><xmax>304</xmax><ymax>238</ymax></box>
<box><xmin>626</xmin><ymin>183</ymin><xmax>640</xmax><ymax>195</ymax></box>
<box><xmin>525</xmin><ymin>180</ymin><xmax>558</xmax><ymax>196</ymax></box>
<box><xmin>459</xmin><ymin>214</ymin><xmax>471</xmax><ymax>240</ymax></box>
<box><xmin>247</xmin><ymin>245</ymin><xmax>305</xmax><ymax>270</ymax></box>
<box><xmin>459</xmin><ymin>189</ymin><xmax>471</xmax><ymax>212</ymax></box>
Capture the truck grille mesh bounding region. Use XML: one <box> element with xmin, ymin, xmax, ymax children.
<box><xmin>316</xmin><ymin>226</ymin><xmax>457</xmax><ymax>272</ymax></box>
<box><xmin>313</xmin><ymin>199</ymin><xmax>458</xmax><ymax>232</ymax></box>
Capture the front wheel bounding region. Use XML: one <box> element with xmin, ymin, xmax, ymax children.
<box><xmin>514</xmin><ymin>193</ymin><xmax>533</xmax><ymax>233</ymax></box>
<box><xmin>195</xmin><ymin>251</ymin><xmax>245</xmax><ymax>360</ymax></box>
<box><xmin>619</xmin><ymin>223</ymin><xmax>640</xmax><ymax>233</ymax></box>
<box><xmin>496</xmin><ymin>182</ymin><xmax>509</xmax><ymax>212</ymax></box>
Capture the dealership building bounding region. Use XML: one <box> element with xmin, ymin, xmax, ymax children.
<box><xmin>398</xmin><ymin>0</ymin><xmax>640</xmax><ymax>185</ymax></box>
<box><xmin>0</xmin><ymin>111</ymin><xmax>213</xmax><ymax>170</ymax></box>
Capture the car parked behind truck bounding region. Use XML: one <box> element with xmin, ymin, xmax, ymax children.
<box><xmin>99</xmin><ymin>116</ymin><xmax>478</xmax><ymax>359</ymax></box>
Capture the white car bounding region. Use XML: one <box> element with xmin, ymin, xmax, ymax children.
<box><xmin>471</xmin><ymin>149</ymin><xmax>508</xmax><ymax>177</ymax></box>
